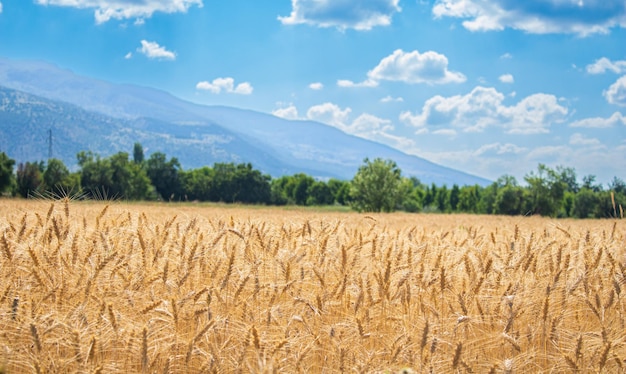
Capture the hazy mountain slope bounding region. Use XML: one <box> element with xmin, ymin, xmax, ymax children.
<box><xmin>0</xmin><ymin>87</ymin><xmax>317</xmax><ymax>176</ymax></box>
<box><xmin>0</xmin><ymin>58</ymin><xmax>491</xmax><ymax>185</ymax></box>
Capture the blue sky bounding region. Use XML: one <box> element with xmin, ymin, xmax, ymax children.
<box><xmin>1</xmin><ymin>0</ymin><xmax>625</xmax><ymax>184</ymax></box>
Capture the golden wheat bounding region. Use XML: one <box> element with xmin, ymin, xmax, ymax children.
<box><xmin>0</xmin><ymin>199</ymin><xmax>624</xmax><ymax>372</ymax></box>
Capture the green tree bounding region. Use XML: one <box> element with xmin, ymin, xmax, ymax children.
<box><xmin>524</xmin><ymin>164</ymin><xmax>566</xmax><ymax>217</ymax></box>
<box><xmin>307</xmin><ymin>181</ymin><xmax>334</xmax><ymax>205</ymax></box>
<box><xmin>109</xmin><ymin>152</ymin><xmax>154</xmax><ymax>200</ymax></box>
<box><xmin>582</xmin><ymin>175</ymin><xmax>602</xmax><ymax>192</ymax></box>
<box><xmin>449</xmin><ymin>184</ymin><xmax>460</xmax><ymax>212</ymax></box>
<box><xmin>231</xmin><ymin>163</ymin><xmax>271</xmax><ymax>204</ymax></box>
<box><xmin>399</xmin><ymin>177</ymin><xmax>423</xmax><ymax>213</ymax></box>
<box><xmin>270</xmin><ymin>177</ymin><xmax>290</xmax><ymax>205</ymax></box>
<box><xmin>133</xmin><ymin>142</ymin><xmax>144</xmax><ymax>164</ymax></box>
<box><xmin>145</xmin><ymin>152</ymin><xmax>182</xmax><ymax>201</ymax></box>
<box><xmin>180</xmin><ymin>167</ymin><xmax>213</xmax><ymax>201</ymax></box>
<box><xmin>458</xmin><ymin>185</ymin><xmax>481</xmax><ymax>213</ymax></box>
<box><xmin>350</xmin><ymin>158</ymin><xmax>403</xmax><ymax>212</ymax></box>
<box><xmin>78</xmin><ymin>151</ymin><xmax>154</xmax><ymax>200</ymax></box>
<box><xmin>608</xmin><ymin>177</ymin><xmax>626</xmax><ymax>195</ymax></box>
<box><xmin>556</xmin><ymin>166</ymin><xmax>579</xmax><ymax>193</ymax></box>
<box><xmin>43</xmin><ymin>158</ymin><xmax>75</xmax><ymax>195</ymax></box>
<box><xmin>328</xmin><ymin>178</ymin><xmax>351</xmax><ymax>205</ymax></box>
<box><xmin>0</xmin><ymin>152</ymin><xmax>15</xmax><ymax>194</ymax></box>
<box><xmin>275</xmin><ymin>174</ymin><xmax>315</xmax><ymax>205</ymax></box>
<box><xmin>479</xmin><ymin>182</ymin><xmax>498</xmax><ymax>214</ymax></box>
<box><xmin>436</xmin><ymin>185</ymin><xmax>450</xmax><ymax>212</ymax></box>
<box><xmin>572</xmin><ymin>188</ymin><xmax>599</xmax><ymax>218</ymax></box>
<box><xmin>16</xmin><ymin>161</ymin><xmax>43</xmax><ymax>198</ymax></box>
<box><xmin>423</xmin><ymin>183</ymin><xmax>437</xmax><ymax>209</ymax></box>
<box><xmin>494</xmin><ymin>185</ymin><xmax>525</xmax><ymax>215</ymax></box>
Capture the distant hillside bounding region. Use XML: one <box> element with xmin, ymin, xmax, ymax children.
<box><xmin>0</xmin><ymin>58</ymin><xmax>491</xmax><ymax>185</ymax></box>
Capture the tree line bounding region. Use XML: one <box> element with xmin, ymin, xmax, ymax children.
<box><xmin>0</xmin><ymin>144</ymin><xmax>624</xmax><ymax>218</ymax></box>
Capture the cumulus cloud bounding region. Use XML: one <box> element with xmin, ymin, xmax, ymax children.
<box><xmin>278</xmin><ymin>0</ymin><xmax>401</xmax><ymax>31</ymax></box>
<box><xmin>0</xmin><ymin>2</ymin><xmax>3</xmax><ymax>13</ymax></box>
<box><xmin>380</xmin><ymin>95</ymin><xmax>404</xmax><ymax>103</ymax></box>
<box><xmin>586</xmin><ymin>57</ymin><xmax>626</xmax><ymax>74</ymax></box>
<box><xmin>272</xmin><ymin>104</ymin><xmax>300</xmax><ymax>120</ymax></box>
<box><xmin>432</xmin><ymin>129</ymin><xmax>457</xmax><ymax>137</ymax></box>
<box><xmin>570</xmin><ymin>112</ymin><xmax>626</xmax><ymax>128</ymax></box>
<box><xmin>337</xmin><ymin>79</ymin><xmax>378</xmax><ymax>88</ymax></box>
<box><xmin>309</xmin><ymin>82</ymin><xmax>323</xmax><ymax>90</ymax></box>
<box><xmin>124</xmin><ymin>52</ymin><xmax>132</xmax><ymax>59</ymax></box>
<box><xmin>196</xmin><ymin>77</ymin><xmax>253</xmax><ymax>95</ymax></box>
<box><xmin>604</xmin><ymin>76</ymin><xmax>626</xmax><ymax>106</ymax></box>
<box><xmin>400</xmin><ymin>86</ymin><xmax>568</xmax><ymax>134</ymax></box>
<box><xmin>306</xmin><ymin>103</ymin><xmax>352</xmax><ymax>128</ymax></box>
<box><xmin>137</xmin><ymin>40</ymin><xmax>176</xmax><ymax>60</ymax></box>
<box><xmin>304</xmin><ymin>102</ymin><xmax>415</xmax><ymax>150</ymax></box>
<box><xmin>474</xmin><ymin>143</ymin><xmax>527</xmax><ymax>156</ymax></box>
<box><xmin>499</xmin><ymin>74</ymin><xmax>514</xmax><ymax>83</ymax></box>
<box><xmin>368</xmin><ymin>49</ymin><xmax>466</xmax><ymax>85</ymax></box>
<box><xmin>338</xmin><ymin>49</ymin><xmax>465</xmax><ymax>89</ymax></box>
<box><xmin>432</xmin><ymin>0</ymin><xmax>626</xmax><ymax>36</ymax></box>
<box><xmin>569</xmin><ymin>133</ymin><xmax>603</xmax><ymax>147</ymax></box>
<box><xmin>35</xmin><ymin>0</ymin><xmax>203</xmax><ymax>24</ymax></box>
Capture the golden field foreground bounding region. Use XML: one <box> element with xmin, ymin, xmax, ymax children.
<box><xmin>0</xmin><ymin>200</ymin><xmax>625</xmax><ymax>373</ymax></box>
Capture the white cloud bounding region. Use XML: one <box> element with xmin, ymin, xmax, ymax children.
<box><xmin>500</xmin><ymin>53</ymin><xmax>512</xmax><ymax>59</ymax></box>
<box><xmin>304</xmin><ymin>102</ymin><xmax>415</xmax><ymax>150</ymax></box>
<box><xmin>278</xmin><ymin>0</ymin><xmax>401</xmax><ymax>31</ymax></box>
<box><xmin>380</xmin><ymin>95</ymin><xmax>404</xmax><ymax>103</ymax></box>
<box><xmin>499</xmin><ymin>74</ymin><xmax>514</xmax><ymax>84</ymax></box>
<box><xmin>474</xmin><ymin>143</ymin><xmax>527</xmax><ymax>156</ymax></box>
<box><xmin>0</xmin><ymin>2</ymin><xmax>3</xmax><ymax>13</ymax></box>
<box><xmin>337</xmin><ymin>79</ymin><xmax>378</xmax><ymax>88</ymax></box>
<box><xmin>432</xmin><ymin>129</ymin><xmax>457</xmax><ymax>137</ymax></box>
<box><xmin>569</xmin><ymin>133</ymin><xmax>603</xmax><ymax>147</ymax></box>
<box><xmin>272</xmin><ymin>104</ymin><xmax>300</xmax><ymax>120</ymax></box>
<box><xmin>432</xmin><ymin>0</ymin><xmax>626</xmax><ymax>36</ymax></box>
<box><xmin>196</xmin><ymin>77</ymin><xmax>254</xmax><ymax>95</ymax></box>
<box><xmin>339</xmin><ymin>49</ymin><xmax>465</xmax><ymax>89</ymax></box>
<box><xmin>309</xmin><ymin>82</ymin><xmax>323</xmax><ymax>90</ymax></box>
<box><xmin>604</xmin><ymin>75</ymin><xmax>626</xmax><ymax>106</ymax></box>
<box><xmin>306</xmin><ymin>103</ymin><xmax>352</xmax><ymax>128</ymax></box>
<box><xmin>137</xmin><ymin>40</ymin><xmax>176</xmax><ymax>60</ymax></box>
<box><xmin>367</xmin><ymin>49</ymin><xmax>466</xmax><ymax>85</ymax></box>
<box><xmin>124</xmin><ymin>52</ymin><xmax>132</xmax><ymax>59</ymax></box>
<box><xmin>400</xmin><ymin>86</ymin><xmax>568</xmax><ymax>134</ymax></box>
<box><xmin>570</xmin><ymin>112</ymin><xmax>626</xmax><ymax>128</ymax></box>
<box><xmin>35</xmin><ymin>0</ymin><xmax>203</xmax><ymax>24</ymax></box>
<box><xmin>586</xmin><ymin>57</ymin><xmax>626</xmax><ymax>74</ymax></box>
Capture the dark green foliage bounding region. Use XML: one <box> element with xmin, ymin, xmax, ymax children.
<box><xmin>350</xmin><ymin>158</ymin><xmax>404</xmax><ymax>212</ymax></box>
<box><xmin>307</xmin><ymin>181</ymin><xmax>334</xmax><ymax>206</ymax></box>
<box><xmin>78</xmin><ymin>150</ymin><xmax>155</xmax><ymax>200</ymax></box>
<box><xmin>180</xmin><ymin>167</ymin><xmax>213</xmax><ymax>201</ymax></box>
<box><xmin>572</xmin><ymin>188</ymin><xmax>599</xmax><ymax>218</ymax></box>
<box><xmin>133</xmin><ymin>142</ymin><xmax>144</xmax><ymax>164</ymax></box>
<box><xmin>43</xmin><ymin>158</ymin><xmax>79</xmax><ymax>196</ymax></box>
<box><xmin>6</xmin><ymin>142</ymin><xmax>623</xmax><ymax>219</ymax></box>
<box><xmin>145</xmin><ymin>152</ymin><xmax>182</xmax><ymax>201</ymax></box>
<box><xmin>494</xmin><ymin>185</ymin><xmax>525</xmax><ymax>215</ymax></box>
<box><xmin>16</xmin><ymin>161</ymin><xmax>42</xmax><ymax>197</ymax></box>
<box><xmin>0</xmin><ymin>152</ymin><xmax>15</xmax><ymax>194</ymax></box>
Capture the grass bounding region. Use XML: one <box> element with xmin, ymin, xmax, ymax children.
<box><xmin>0</xmin><ymin>198</ymin><xmax>624</xmax><ymax>372</ymax></box>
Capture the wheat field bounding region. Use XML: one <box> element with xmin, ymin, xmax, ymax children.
<box><xmin>0</xmin><ymin>199</ymin><xmax>624</xmax><ymax>373</ymax></box>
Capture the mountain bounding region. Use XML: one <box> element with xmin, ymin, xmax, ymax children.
<box><xmin>0</xmin><ymin>58</ymin><xmax>491</xmax><ymax>185</ymax></box>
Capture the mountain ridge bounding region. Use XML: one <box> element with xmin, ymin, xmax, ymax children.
<box><xmin>0</xmin><ymin>58</ymin><xmax>491</xmax><ymax>186</ymax></box>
